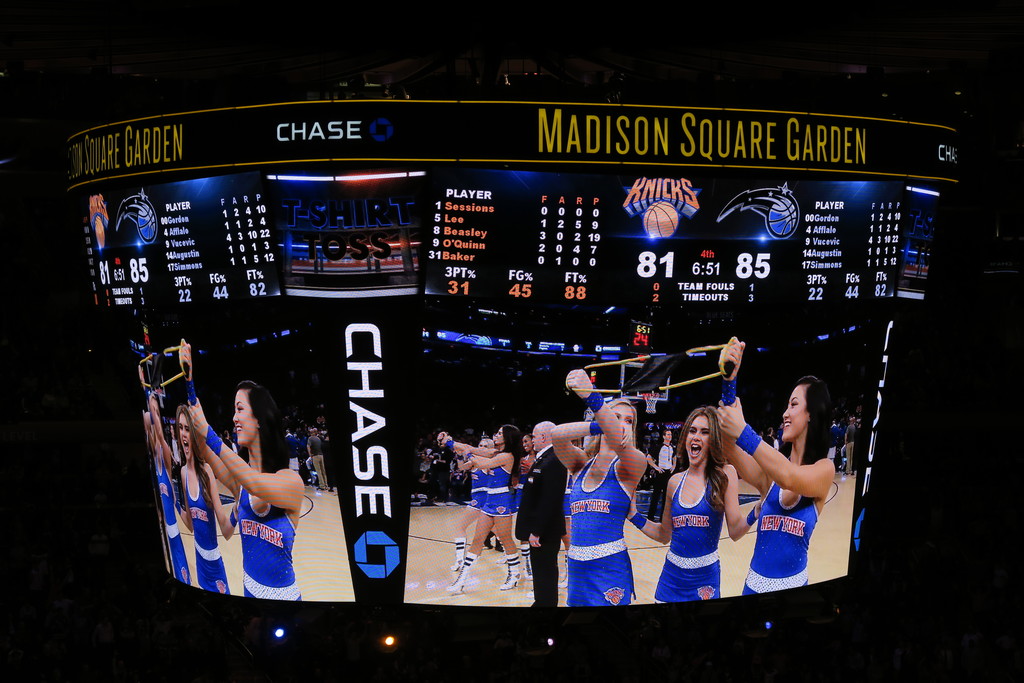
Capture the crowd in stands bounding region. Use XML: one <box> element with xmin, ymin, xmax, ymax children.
<box><xmin>2</xmin><ymin>433</ymin><xmax>1020</xmax><ymax>681</ymax></box>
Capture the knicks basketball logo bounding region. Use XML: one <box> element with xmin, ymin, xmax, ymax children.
<box><xmin>698</xmin><ymin>585</ymin><xmax>716</xmax><ymax>600</ymax></box>
<box><xmin>216</xmin><ymin>580</ymin><xmax>227</xmax><ymax>594</ymax></box>
<box><xmin>496</xmin><ymin>506</ymin><xmax>507</xmax><ymax>514</ymax></box>
<box><xmin>716</xmin><ymin>183</ymin><xmax>800</xmax><ymax>239</ymax></box>
<box><xmin>603</xmin><ymin>587</ymin><xmax>626</xmax><ymax>605</ymax></box>
<box><xmin>622</xmin><ymin>177</ymin><xmax>701</xmax><ymax>239</ymax></box>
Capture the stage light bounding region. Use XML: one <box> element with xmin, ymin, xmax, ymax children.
<box><xmin>379</xmin><ymin>633</ymin><xmax>398</xmax><ymax>653</ymax></box>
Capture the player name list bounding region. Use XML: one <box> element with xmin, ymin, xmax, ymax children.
<box><xmin>425</xmin><ymin>179</ymin><xmax>606</xmax><ymax>302</ymax></box>
<box><xmin>799</xmin><ymin>198</ymin><xmax>902</xmax><ymax>302</ymax></box>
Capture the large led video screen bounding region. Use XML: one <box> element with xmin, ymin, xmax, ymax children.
<box><xmin>72</xmin><ymin>98</ymin><xmax>951</xmax><ymax>606</ymax></box>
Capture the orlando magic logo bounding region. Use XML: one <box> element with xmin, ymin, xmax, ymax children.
<box><xmin>115</xmin><ymin>189</ymin><xmax>159</xmax><ymax>244</ymax></box>
<box><xmin>716</xmin><ymin>183</ymin><xmax>800</xmax><ymax>239</ymax></box>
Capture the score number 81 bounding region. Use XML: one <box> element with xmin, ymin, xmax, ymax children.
<box><xmin>636</xmin><ymin>252</ymin><xmax>771</xmax><ymax>279</ymax></box>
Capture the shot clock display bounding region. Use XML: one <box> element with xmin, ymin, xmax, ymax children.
<box><xmin>424</xmin><ymin>169</ymin><xmax>919</xmax><ymax>306</ymax></box>
<box><xmin>82</xmin><ymin>172</ymin><xmax>280</xmax><ymax>308</ymax></box>
<box><xmin>628</xmin><ymin>320</ymin><xmax>654</xmax><ymax>354</ymax></box>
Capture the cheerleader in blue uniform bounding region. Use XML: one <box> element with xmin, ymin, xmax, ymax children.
<box><xmin>445</xmin><ymin>436</ymin><xmax>494</xmax><ymax>573</ymax></box>
<box><xmin>179</xmin><ymin>342</ymin><xmax>304</xmax><ymax>600</ymax></box>
<box><xmin>441</xmin><ymin>426</ymin><xmax>525</xmax><ymax>593</ymax></box>
<box><xmin>557</xmin><ymin>473</ymin><xmax>574</xmax><ymax>589</ymax></box>
<box><xmin>716</xmin><ymin>339</ymin><xmax>835</xmax><ymax>594</ymax></box>
<box><xmin>551</xmin><ymin>370</ymin><xmax>647</xmax><ymax>606</ymax></box>
<box><xmin>175</xmin><ymin>404</ymin><xmax>234</xmax><ymax>594</ymax></box>
<box><xmin>140</xmin><ymin>380</ymin><xmax>192</xmax><ymax>586</ymax></box>
<box><xmin>630</xmin><ymin>406</ymin><xmax>750</xmax><ymax>602</ymax></box>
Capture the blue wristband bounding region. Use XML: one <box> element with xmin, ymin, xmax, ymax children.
<box><xmin>721</xmin><ymin>378</ymin><xmax>737</xmax><ymax>406</ymax></box>
<box><xmin>205</xmin><ymin>426</ymin><xmax>224</xmax><ymax>455</ymax></box>
<box><xmin>186</xmin><ymin>379</ymin><xmax>197</xmax><ymax>407</ymax></box>
<box><xmin>584</xmin><ymin>392</ymin><xmax>604</xmax><ymax>412</ymax></box>
<box><xmin>746</xmin><ymin>507</ymin><xmax>757</xmax><ymax>526</ymax></box>
<box><xmin>736</xmin><ymin>424</ymin><xmax>762</xmax><ymax>456</ymax></box>
<box><xmin>589</xmin><ymin>421</ymin><xmax>603</xmax><ymax>435</ymax></box>
<box><xmin>444</xmin><ymin>439</ymin><xmax>455</xmax><ymax>450</ymax></box>
<box><xmin>630</xmin><ymin>512</ymin><xmax>646</xmax><ymax>530</ymax></box>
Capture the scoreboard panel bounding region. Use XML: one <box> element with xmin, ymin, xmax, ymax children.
<box><xmin>424</xmin><ymin>169</ymin><xmax>911</xmax><ymax>306</ymax></box>
<box><xmin>83</xmin><ymin>172</ymin><xmax>280</xmax><ymax>307</ymax></box>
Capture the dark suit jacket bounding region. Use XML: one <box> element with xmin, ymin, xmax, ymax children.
<box><xmin>515</xmin><ymin>446</ymin><xmax>568</xmax><ymax>543</ymax></box>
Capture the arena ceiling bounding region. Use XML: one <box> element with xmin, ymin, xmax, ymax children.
<box><xmin>2</xmin><ymin>2</ymin><xmax>1023</xmax><ymax>108</ymax></box>
<box><xmin>2</xmin><ymin>2</ymin><xmax>1024</xmax><ymax>175</ymax></box>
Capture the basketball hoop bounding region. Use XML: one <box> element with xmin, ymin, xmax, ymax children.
<box><xmin>640</xmin><ymin>391</ymin><xmax>662</xmax><ymax>414</ymax></box>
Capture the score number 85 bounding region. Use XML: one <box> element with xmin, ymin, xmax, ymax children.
<box><xmin>636</xmin><ymin>252</ymin><xmax>771</xmax><ymax>279</ymax></box>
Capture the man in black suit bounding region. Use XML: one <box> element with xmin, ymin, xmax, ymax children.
<box><xmin>515</xmin><ymin>421</ymin><xmax>567</xmax><ymax>607</ymax></box>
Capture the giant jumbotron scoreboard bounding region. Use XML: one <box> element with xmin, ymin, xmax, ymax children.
<box><xmin>69</xmin><ymin>101</ymin><xmax>956</xmax><ymax>605</ymax></box>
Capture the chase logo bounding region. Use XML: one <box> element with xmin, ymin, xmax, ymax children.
<box><xmin>354</xmin><ymin>530</ymin><xmax>401</xmax><ymax>578</ymax></box>
<box><xmin>369</xmin><ymin>118</ymin><xmax>394</xmax><ymax>142</ymax></box>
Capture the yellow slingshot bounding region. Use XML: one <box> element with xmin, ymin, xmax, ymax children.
<box><xmin>138</xmin><ymin>344</ymin><xmax>187</xmax><ymax>388</ymax></box>
<box><xmin>579</xmin><ymin>338</ymin><xmax>738</xmax><ymax>414</ymax></box>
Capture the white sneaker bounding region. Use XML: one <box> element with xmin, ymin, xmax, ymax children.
<box><xmin>447</xmin><ymin>575</ymin><xmax>466</xmax><ymax>593</ymax></box>
<box><xmin>499</xmin><ymin>570</ymin><xmax>520</xmax><ymax>591</ymax></box>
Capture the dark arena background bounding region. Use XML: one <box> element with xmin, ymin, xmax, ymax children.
<box><xmin>1</xmin><ymin>5</ymin><xmax>1021</xmax><ymax>681</ymax></box>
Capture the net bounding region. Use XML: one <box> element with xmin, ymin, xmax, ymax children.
<box><xmin>640</xmin><ymin>391</ymin><xmax>662</xmax><ymax>414</ymax></box>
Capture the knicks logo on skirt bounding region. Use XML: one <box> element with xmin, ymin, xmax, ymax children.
<box><xmin>603</xmin><ymin>587</ymin><xmax>626</xmax><ymax>605</ymax></box>
<box><xmin>698</xmin><ymin>585</ymin><xmax>716</xmax><ymax>600</ymax></box>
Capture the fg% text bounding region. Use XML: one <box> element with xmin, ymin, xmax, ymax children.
<box><xmin>508</xmin><ymin>269</ymin><xmax>533</xmax><ymax>299</ymax></box>
<box><xmin>505</xmin><ymin>269</ymin><xmax>588</xmax><ymax>301</ymax></box>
